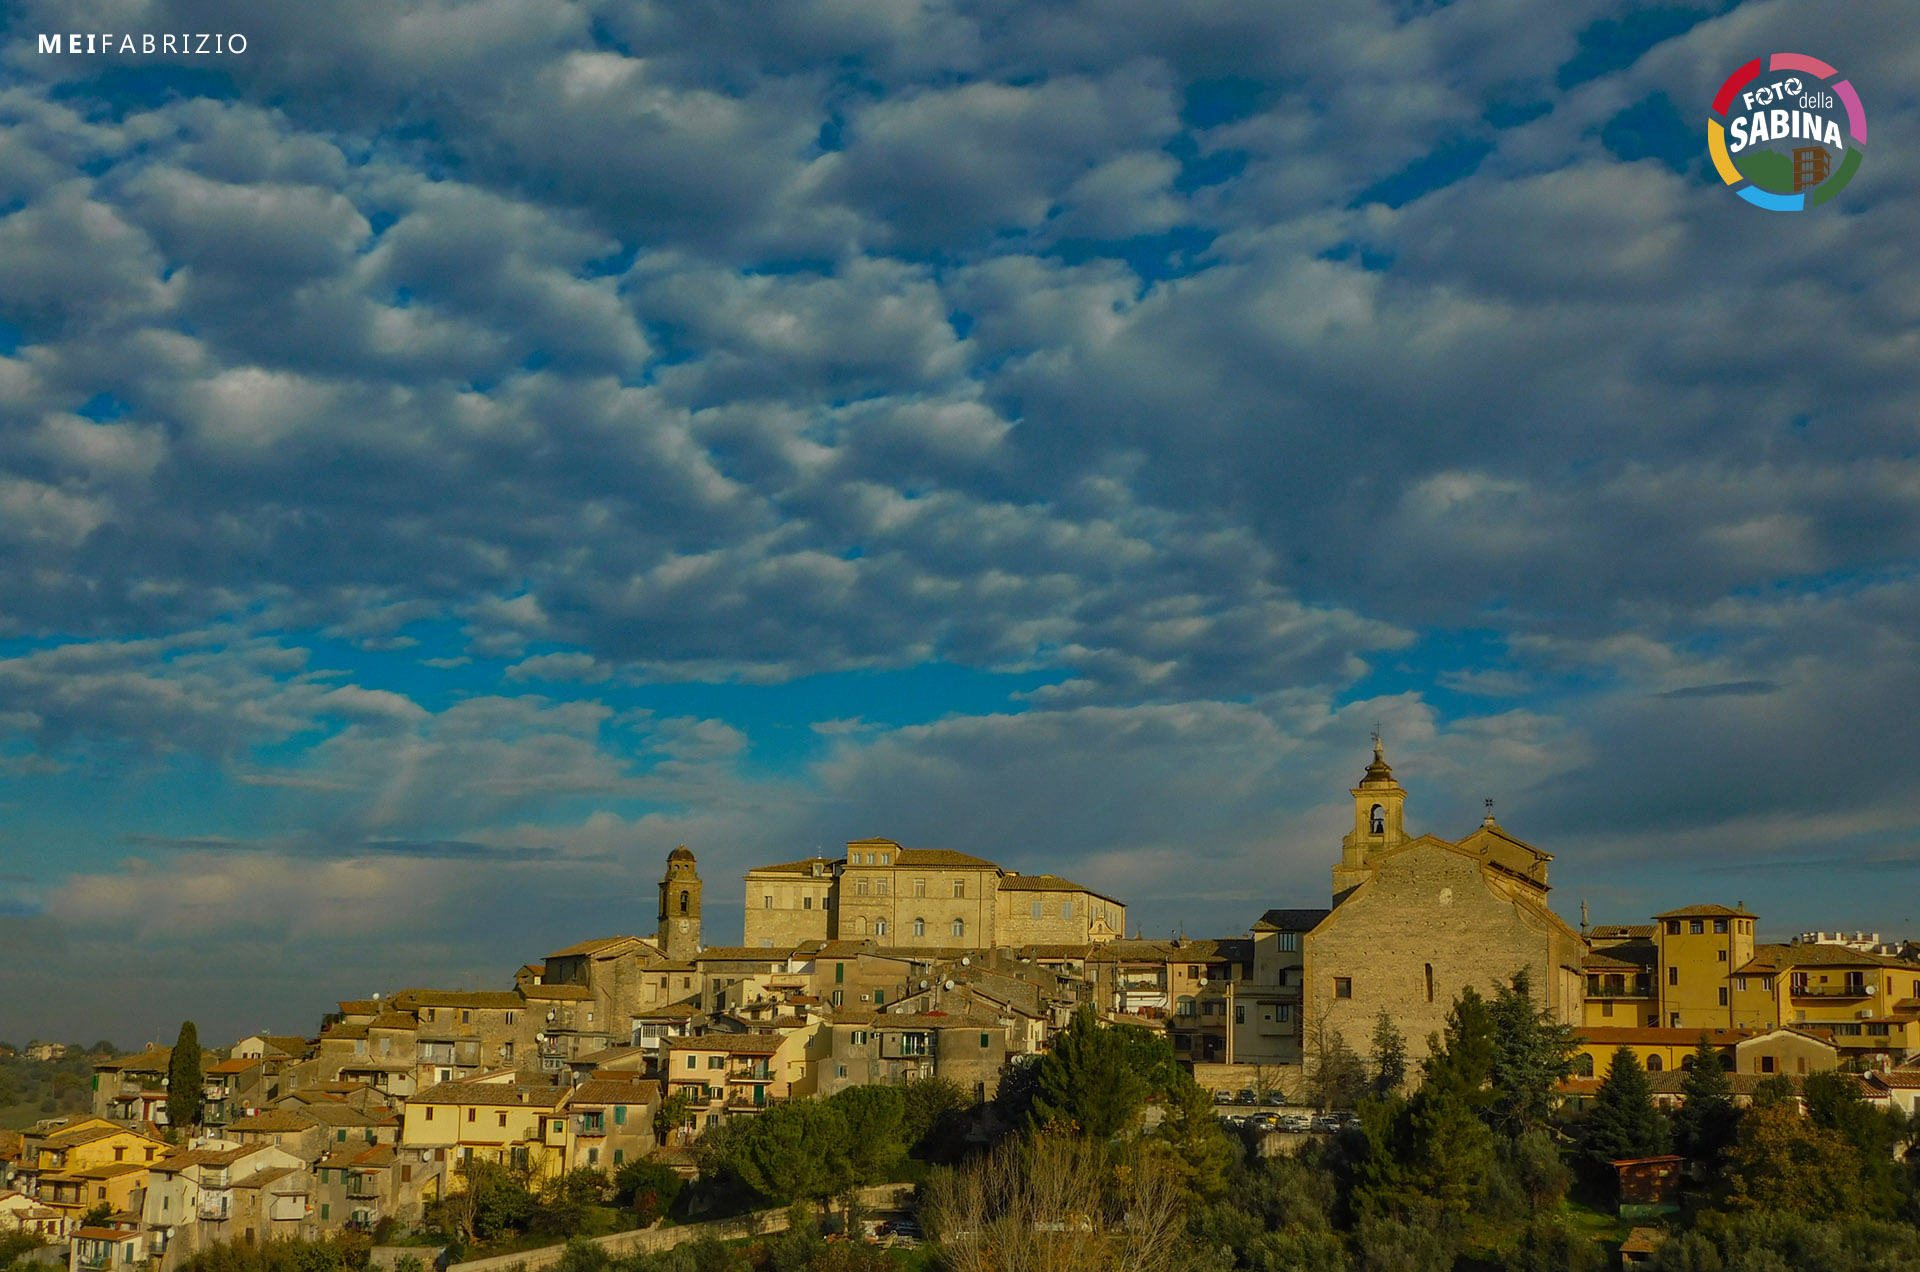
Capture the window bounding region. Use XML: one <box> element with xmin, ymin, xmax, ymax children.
<box><xmin>856</xmin><ymin>879</ymin><xmax>869</xmax><ymax>896</ymax></box>
<box><xmin>914</xmin><ymin>879</ymin><xmax>926</xmax><ymax>898</ymax></box>
<box><xmin>1424</xmin><ymin>963</ymin><xmax>1434</xmax><ymax>1004</ymax></box>
<box><xmin>553</xmin><ymin>1119</ymin><xmax>564</xmax><ymax>1134</ymax></box>
<box><xmin>1689</xmin><ymin>919</ymin><xmax>1704</xmax><ymax>935</ymax></box>
<box><xmin>338</xmin><ymin>1129</ymin><xmax>347</xmax><ymax>1142</ymax></box>
<box><xmin>835</xmin><ymin>962</ymin><xmax>845</xmax><ymax>984</ymax></box>
<box><xmin>505</xmin><ymin>1011</ymin><xmax>517</xmax><ymax>1024</ymax></box>
<box><xmin>953</xmin><ymin>879</ymin><xmax>966</xmax><ymax>898</ymax></box>
<box><xmin>836</xmin><ymin>1065</ymin><xmax>848</xmax><ymax>1078</ymax></box>
<box><xmin>425</xmin><ymin>1107</ymin><xmax>434</xmax><ymax>1121</ymax></box>
<box><xmin>1760</xmin><ymin>1055</ymin><xmax>1775</xmax><ymax>1074</ymax></box>
<box><xmin>953</xmin><ymin>918</ymin><xmax>965</xmax><ymax>938</ymax></box>
<box><xmin>873</xmin><ymin>988</ymin><xmax>884</xmax><ymax>1005</ymax></box>
<box><xmin>1718</xmin><ymin>950</ymin><xmax>1727</xmax><ymax>962</ymax></box>
<box><xmin>614</xmin><ymin>1105</ymin><xmax>626</xmax><ymax>1125</ymax></box>
<box><xmin>685</xmin><ymin>1055</ymin><xmax>697</xmax><ymax>1070</ymax></box>
<box><xmin>980</xmin><ymin>1033</ymin><xmax>990</xmax><ymax>1048</ymax></box>
<box><xmin>463</xmin><ymin>1010</ymin><xmax>471</xmax><ymax>1023</ymax></box>
<box><xmin>614</xmin><ymin>1150</ymin><xmax>624</xmax><ymax>1165</ymax></box>
<box><xmin>763</xmin><ymin>895</ymin><xmax>772</xmax><ymax>909</ymax></box>
<box><xmin>588</xmin><ymin>1147</ymin><xmax>599</xmax><ymax>1165</ymax></box>
<box><xmin>320</xmin><ymin>1205</ymin><xmax>329</xmax><ymax>1221</ymax></box>
<box><xmin>874</xmin><ymin>920</ymin><xmax>887</xmax><ymax>936</ymax></box>
<box><xmin>1668</xmin><ymin>966</ymin><xmax>1679</xmax><ymax>986</ymax></box>
<box><xmin>1647</xmin><ymin>1054</ymin><xmax>1663</xmax><ymax>1072</ymax></box>
<box><xmin>709</xmin><ymin>1055</ymin><xmax>725</xmax><ymax>1069</ymax></box>
<box><xmin>1718</xmin><ymin>987</ymin><xmax>1729</xmax><ymax>1006</ymax></box>
<box><xmin>1601</xmin><ymin>1002</ymin><xmax>1613</xmax><ymax>1018</ymax></box>
<box><xmin>880</xmin><ymin>853</ymin><xmax>890</xmax><ymax>865</ymax></box>
<box><xmin>1061</xmin><ymin>901</ymin><xmax>1072</xmax><ymax>920</ymax></box>
<box><xmin>913</xmin><ymin>917</ymin><xmax>926</xmax><ymax>938</ymax></box>
<box><xmin>1669</xmin><ymin>1013</ymin><xmax>1680</xmax><ymax>1027</ymax></box>
<box><xmin>1278</xmin><ymin>932</ymin><xmax>1299</xmax><ymax>953</ymax></box>
<box><xmin>467</xmin><ymin>1108</ymin><xmax>476</xmax><ymax>1122</ymax></box>
<box><xmin>876</xmin><ymin>878</ymin><xmax>888</xmax><ymax>896</ymax></box>
<box><xmin>1235</xmin><ymin>1005</ymin><xmax>1245</xmax><ymax>1024</ymax></box>
<box><xmin>1334</xmin><ymin>977</ymin><xmax>1352</xmax><ymax>999</ymax></box>
<box><xmin>1575</xmin><ymin>1053</ymin><xmax>1595</xmax><ymax>1077</ymax></box>
<box><xmin>1735</xmin><ymin>977</ymin><xmax>1748</xmax><ymax>992</ymax></box>
<box><xmin>831</xmin><ymin>989</ymin><xmax>844</xmax><ymax>1007</ymax></box>
<box><xmin>1277</xmin><ymin>1005</ymin><xmax>1293</xmax><ymax>1023</ymax></box>
<box><xmin>1666</xmin><ymin>921</ymin><xmax>1680</xmax><ymax>935</ymax></box>
<box><xmin>497</xmin><ymin>1112</ymin><xmax>507</xmax><ymax>1127</ymax></box>
<box><xmin>1031</xmin><ymin>902</ymin><xmax>1043</xmax><ymax>919</ymax></box>
<box><xmin>804</xmin><ymin>896</ymin><xmax>813</xmax><ymax>910</ymax></box>
<box><xmin>1714</xmin><ymin>918</ymin><xmax>1728</xmax><ymax>933</ymax></box>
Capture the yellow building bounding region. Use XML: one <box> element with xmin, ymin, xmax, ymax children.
<box><xmin>1738</xmin><ymin>943</ymin><xmax>1920</xmax><ymax>1064</ymax></box>
<box><xmin>20</xmin><ymin>1121</ymin><xmax>168</xmax><ymax>1224</ymax></box>
<box><xmin>662</xmin><ymin>1030</ymin><xmax>815</xmax><ymax>1130</ymax></box>
<box><xmin>742</xmin><ymin>839</ymin><xmax>1126</xmax><ymax>951</ymax></box>
<box><xmin>400</xmin><ymin>1076</ymin><xmax>571</xmax><ymax>1180</ymax></box>
<box><xmin>1653</xmin><ymin>905</ymin><xmax>1758</xmax><ymax>1031</ymax></box>
<box><xmin>1572</xmin><ymin>1026</ymin><xmax>1750</xmax><ymax>1078</ymax></box>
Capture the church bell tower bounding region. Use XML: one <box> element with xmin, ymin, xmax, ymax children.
<box><xmin>658</xmin><ymin>845</ymin><xmax>703</xmax><ymax>960</ymax></box>
<box><xmin>1333</xmin><ymin>736</ymin><xmax>1408</xmax><ymax>902</ymax></box>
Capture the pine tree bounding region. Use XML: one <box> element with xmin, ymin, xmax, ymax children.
<box><xmin>166</xmin><ymin>1021</ymin><xmax>203</xmax><ymax>1132</ymax></box>
<box><xmin>1370</xmin><ymin>1011</ymin><xmax>1407</xmax><ymax>1097</ymax></box>
<box><xmin>1488</xmin><ymin>969</ymin><xmax>1577</xmax><ymax>1136</ymax></box>
<box><xmin>1031</xmin><ymin>1005</ymin><xmax>1150</xmax><ymax>1138</ymax></box>
<box><xmin>1581</xmin><ymin>1046</ymin><xmax>1667</xmax><ymax>1185</ymax></box>
<box><xmin>1670</xmin><ymin>1035</ymin><xmax>1738</xmax><ymax>1177</ymax></box>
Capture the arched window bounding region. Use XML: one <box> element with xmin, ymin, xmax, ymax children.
<box><xmin>874</xmin><ymin>919</ymin><xmax>887</xmax><ymax>936</ymax></box>
<box><xmin>679</xmin><ymin>890</ymin><xmax>690</xmax><ymax>914</ymax></box>
<box><xmin>911</xmin><ymin>917</ymin><xmax>925</xmax><ymax>938</ymax></box>
<box><xmin>1370</xmin><ymin>804</ymin><xmax>1385</xmax><ymax>835</ymax></box>
<box><xmin>1646</xmin><ymin>1054</ymin><xmax>1663</xmax><ymax>1072</ymax></box>
<box><xmin>1575</xmin><ymin>1053</ymin><xmax>1595</xmax><ymax>1078</ymax></box>
<box><xmin>953</xmin><ymin>918</ymin><xmax>965</xmax><ymax>938</ymax></box>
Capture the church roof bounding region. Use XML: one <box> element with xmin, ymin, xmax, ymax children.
<box><xmin>667</xmin><ymin>845</ymin><xmax>696</xmax><ymax>862</ymax></box>
<box><xmin>1253</xmin><ymin>908</ymin><xmax>1331</xmax><ymax>933</ymax></box>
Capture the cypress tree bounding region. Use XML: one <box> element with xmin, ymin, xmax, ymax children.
<box><xmin>1670</xmin><ymin>1035</ymin><xmax>1738</xmax><ymax>1177</ymax></box>
<box><xmin>1370</xmin><ymin>1011</ymin><xmax>1408</xmax><ymax>1097</ymax></box>
<box><xmin>1581</xmin><ymin>1046</ymin><xmax>1667</xmax><ymax>1185</ymax></box>
<box><xmin>166</xmin><ymin>1021</ymin><xmax>203</xmax><ymax>1131</ymax></box>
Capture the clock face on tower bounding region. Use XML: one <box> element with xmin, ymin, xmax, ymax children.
<box><xmin>679</xmin><ymin>920</ymin><xmax>690</xmax><ymax>932</ymax></box>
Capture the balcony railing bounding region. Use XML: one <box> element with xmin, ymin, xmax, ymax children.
<box><xmin>1791</xmin><ymin>984</ymin><xmax>1872</xmax><ymax>998</ymax></box>
<box><xmin>198</xmin><ymin>1201</ymin><xmax>230</xmax><ymax>1220</ymax></box>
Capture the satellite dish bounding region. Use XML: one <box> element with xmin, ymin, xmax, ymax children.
<box><xmin>919</xmin><ymin>980</ymin><xmax>929</xmax><ymax>990</ymax></box>
<box><xmin>546</xmin><ymin>1009</ymin><xmax>556</xmax><ymax>1022</ymax></box>
<box><xmin>960</xmin><ymin>957</ymin><xmax>970</xmax><ymax>966</ymax></box>
<box><xmin>944</xmin><ymin>980</ymin><xmax>955</xmax><ymax>990</ymax></box>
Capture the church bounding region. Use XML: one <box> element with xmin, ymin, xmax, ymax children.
<box><xmin>1297</xmin><ymin>739</ymin><xmax>1586</xmax><ymax>1061</ymax></box>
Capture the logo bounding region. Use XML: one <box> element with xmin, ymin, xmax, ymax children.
<box><xmin>1708</xmin><ymin>54</ymin><xmax>1864</xmax><ymax>210</ymax></box>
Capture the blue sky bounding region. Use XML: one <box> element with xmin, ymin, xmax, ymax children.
<box><xmin>1</xmin><ymin>0</ymin><xmax>1917</xmax><ymax>1045</ymax></box>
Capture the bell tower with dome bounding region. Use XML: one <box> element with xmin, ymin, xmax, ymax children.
<box><xmin>1334</xmin><ymin>736</ymin><xmax>1409</xmax><ymax>902</ymax></box>
<box><xmin>658</xmin><ymin>845</ymin><xmax>703</xmax><ymax>960</ymax></box>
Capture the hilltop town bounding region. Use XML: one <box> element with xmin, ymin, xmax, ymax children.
<box><xmin>5</xmin><ymin>742</ymin><xmax>1919</xmax><ymax>1268</ymax></box>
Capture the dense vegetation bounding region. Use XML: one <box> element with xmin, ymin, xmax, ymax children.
<box><xmin>0</xmin><ymin>1041</ymin><xmax>117</xmax><ymax>1128</ymax></box>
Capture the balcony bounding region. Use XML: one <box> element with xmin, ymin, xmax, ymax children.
<box><xmin>1791</xmin><ymin>984</ymin><xmax>1872</xmax><ymax>999</ymax></box>
<box><xmin>198</xmin><ymin>1200</ymin><xmax>230</xmax><ymax>1221</ymax></box>
<box><xmin>346</xmin><ymin>1182</ymin><xmax>380</xmax><ymax>1200</ymax></box>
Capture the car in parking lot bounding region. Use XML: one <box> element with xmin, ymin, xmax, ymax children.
<box><xmin>1213</xmin><ymin>1088</ymin><xmax>1234</xmax><ymax>1104</ymax></box>
<box><xmin>1235</xmin><ymin>1089</ymin><xmax>1258</xmax><ymax>1104</ymax></box>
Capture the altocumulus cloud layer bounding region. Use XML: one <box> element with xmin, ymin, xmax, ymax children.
<box><xmin>1</xmin><ymin>0</ymin><xmax>1918</xmax><ymax>1043</ymax></box>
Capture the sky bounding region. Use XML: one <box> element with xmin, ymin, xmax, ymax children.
<box><xmin>0</xmin><ymin>0</ymin><xmax>1916</xmax><ymax>1047</ymax></box>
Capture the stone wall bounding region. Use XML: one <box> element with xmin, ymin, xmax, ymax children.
<box><xmin>1304</xmin><ymin>845</ymin><xmax>1566</xmax><ymax>1066</ymax></box>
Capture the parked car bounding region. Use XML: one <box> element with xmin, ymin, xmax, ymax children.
<box><xmin>1236</xmin><ymin>1089</ymin><xmax>1258</xmax><ymax>1104</ymax></box>
<box><xmin>1213</xmin><ymin>1088</ymin><xmax>1234</xmax><ymax>1104</ymax></box>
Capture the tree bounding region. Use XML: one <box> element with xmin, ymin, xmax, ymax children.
<box><xmin>437</xmin><ymin>1159</ymin><xmax>535</xmax><ymax>1244</ymax></box>
<box><xmin>1304</xmin><ymin>1008</ymin><xmax>1367</xmax><ymax>1111</ymax></box>
<box><xmin>1149</xmin><ymin>1075</ymin><xmax>1233</xmax><ymax>1202</ymax></box>
<box><xmin>1802</xmin><ymin>1069</ymin><xmax>1902</xmax><ymax>1216</ymax></box>
<box><xmin>534</xmin><ymin>1167</ymin><xmax>611</xmax><ymax>1237</ymax></box>
<box><xmin>166</xmin><ymin>1021</ymin><xmax>203</xmax><ymax>1131</ymax></box>
<box><xmin>1031</xmin><ymin>1006</ymin><xmax>1156</xmax><ymax>1138</ymax></box>
<box><xmin>1488</xmin><ymin>969</ymin><xmax>1576</xmax><ymax>1136</ymax></box>
<box><xmin>899</xmin><ymin>1075</ymin><xmax>970</xmax><ymax>1160</ymax></box>
<box><xmin>1723</xmin><ymin>1101</ymin><xmax>1865</xmax><ymax>1216</ymax></box>
<box><xmin>729</xmin><ymin>1099</ymin><xmax>853</xmax><ymax>1209</ymax></box>
<box><xmin>1581</xmin><ymin>1047</ymin><xmax>1668</xmax><ymax>1185</ymax></box>
<box><xmin>1423</xmin><ymin>987</ymin><xmax>1497</xmax><ymax>1112</ymax></box>
<box><xmin>1670</xmin><ymin>1035</ymin><xmax>1738</xmax><ymax>1178</ymax></box>
<box><xmin>654</xmin><ymin>1090</ymin><xmax>696</xmax><ymax>1146</ymax></box>
<box><xmin>612</xmin><ymin>1157</ymin><xmax>683</xmax><ymax>1226</ymax></box>
<box><xmin>827</xmin><ymin>1084</ymin><xmax>905</xmax><ymax>1183</ymax></box>
<box><xmin>1369</xmin><ymin>1012</ymin><xmax>1407</xmax><ymax>1097</ymax></box>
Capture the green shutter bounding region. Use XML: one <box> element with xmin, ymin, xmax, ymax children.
<box><xmin>320</xmin><ymin>1205</ymin><xmax>329</xmax><ymax>1221</ymax></box>
<box><xmin>613</xmin><ymin>1149</ymin><xmax>624</xmax><ymax>1166</ymax></box>
<box><xmin>613</xmin><ymin>1106</ymin><xmax>625</xmax><ymax>1126</ymax></box>
<box><xmin>835</xmin><ymin>963</ymin><xmax>845</xmax><ymax>984</ymax></box>
<box><xmin>980</xmin><ymin>1033</ymin><xmax>990</xmax><ymax>1048</ymax></box>
<box><xmin>873</xmin><ymin>989</ymin><xmax>883</xmax><ymax>1005</ymax></box>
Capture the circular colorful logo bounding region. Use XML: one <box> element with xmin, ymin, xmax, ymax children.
<box><xmin>1708</xmin><ymin>54</ymin><xmax>1865</xmax><ymax>210</ymax></box>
